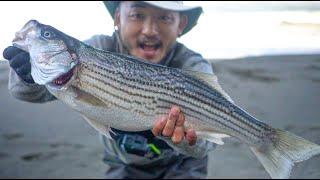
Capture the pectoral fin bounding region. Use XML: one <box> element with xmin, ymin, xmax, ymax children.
<box><xmin>75</xmin><ymin>88</ymin><xmax>110</xmax><ymax>107</ymax></box>
<box><xmin>81</xmin><ymin>115</ymin><xmax>115</xmax><ymax>139</ymax></box>
<box><xmin>196</xmin><ymin>131</ymin><xmax>230</xmax><ymax>145</ymax></box>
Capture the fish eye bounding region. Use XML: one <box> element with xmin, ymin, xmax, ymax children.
<box><xmin>44</xmin><ymin>31</ymin><xmax>51</xmax><ymax>37</ymax></box>
<box><xmin>42</xmin><ymin>30</ymin><xmax>54</xmax><ymax>39</ymax></box>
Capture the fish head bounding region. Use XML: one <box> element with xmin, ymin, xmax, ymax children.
<box><xmin>12</xmin><ymin>19</ymin><xmax>79</xmax><ymax>89</ymax></box>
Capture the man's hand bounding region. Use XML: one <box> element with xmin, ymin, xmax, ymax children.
<box><xmin>152</xmin><ymin>106</ymin><xmax>197</xmax><ymax>146</ymax></box>
<box><xmin>3</xmin><ymin>46</ymin><xmax>34</xmax><ymax>83</ymax></box>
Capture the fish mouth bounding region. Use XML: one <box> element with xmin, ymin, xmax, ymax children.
<box><xmin>51</xmin><ymin>66</ymin><xmax>76</xmax><ymax>87</ymax></box>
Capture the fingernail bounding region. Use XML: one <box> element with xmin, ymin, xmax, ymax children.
<box><xmin>170</xmin><ymin>110</ymin><xmax>179</xmax><ymax>120</ymax></box>
<box><xmin>173</xmin><ymin>106</ymin><xmax>180</xmax><ymax>113</ymax></box>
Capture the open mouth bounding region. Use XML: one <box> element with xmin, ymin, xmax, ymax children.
<box><xmin>139</xmin><ymin>42</ymin><xmax>161</xmax><ymax>51</ymax></box>
<box><xmin>138</xmin><ymin>42</ymin><xmax>162</xmax><ymax>58</ymax></box>
<box><xmin>52</xmin><ymin>67</ymin><xmax>75</xmax><ymax>86</ymax></box>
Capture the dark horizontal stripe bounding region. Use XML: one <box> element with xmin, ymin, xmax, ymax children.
<box><xmin>79</xmin><ymin>72</ymin><xmax>156</xmax><ymax>113</ymax></box>
<box><xmin>157</xmin><ymin>97</ymin><xmax>264</xmax><ymax>139</ymax></box>
<box><xmin>82</xmin><ymin>62</ymin><xmax>229</xmax><ymax>114</ymax></box>
<box><xmin>80</xmin><ymin>61</ymin><xmax>267</xmax><ymax>136</ymax></box>
<box><xmin>90</xmin><ymin>61</ymin><xmax>267</xmax><ymax>132</ymax></box>
<box><xmin>81</xmin><ymin>69</ymin><xmax>156</xmax><ymax>103</ymax></box>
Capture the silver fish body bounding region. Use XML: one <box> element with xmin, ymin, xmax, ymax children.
<box><xmin>12</xmin><ymin>20</ymin><xmax>320</xmax><ymax>179</ymax></box>
<box><xmin>50</xmin><ymin>48</ymin><xmax>273</xmax><ymax>146</ymax></box>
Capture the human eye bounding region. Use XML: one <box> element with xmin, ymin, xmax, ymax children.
<box><xmin>159</xmin><ymin>14</ymin><xmax>174</xmax><ymax>23</ymax></box>
<box><xmin>129</xmin><ymin>12</ymin><xmax>145</xmax><ymax>21</ymax></box>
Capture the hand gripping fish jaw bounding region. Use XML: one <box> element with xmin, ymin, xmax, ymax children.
<box><xmin>12</xmin><ymin>19</ymin><xmax>79</xmax><ymax>89</ymax></box>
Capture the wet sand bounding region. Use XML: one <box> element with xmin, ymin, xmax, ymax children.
<box><xmin>208</xmin><ymin>54</ymin><xmax>320</xmax><ymax>179</ymax></box>
<box><xmin>0</xmin><ymin>54</ymin><xmax>320</xmax><ymax>178</ymax></box>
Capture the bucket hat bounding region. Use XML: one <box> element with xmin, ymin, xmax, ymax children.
<box><xmin>103</xmin><ymin>1</ymin><xmax>203</xmax><ymax>36</ymax></box>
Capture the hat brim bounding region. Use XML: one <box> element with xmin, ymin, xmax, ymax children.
<box><xmin>103</xmin><ymin>1</ymin><xmax>202</xmax><ymax>36</ymax></box>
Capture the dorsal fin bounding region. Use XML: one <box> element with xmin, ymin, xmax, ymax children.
<box><xmin>184</xmin><ymin>70</ymin><xmax>234</xmax><ymax>103</ymax></box>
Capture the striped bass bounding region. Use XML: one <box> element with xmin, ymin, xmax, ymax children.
<box><xmin>12</xmin><ymin>19</ymin><xmax>320</xmax><ymax>179</ymax></box>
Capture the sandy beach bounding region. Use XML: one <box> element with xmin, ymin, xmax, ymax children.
<box><xmin>0</xmin><ymin>54</ymin><xmax>320</xmax><ymax>178</ymax></box>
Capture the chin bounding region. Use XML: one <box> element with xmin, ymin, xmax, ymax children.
<box><xmin>132</xmin><ymin>50</ymin><xmax>165</xmax><ymax>64</ymax></box>
<box><xmin>142</xmin><ymin>54</ymin><xmax>165</xmax><ymax>64</ymax></box>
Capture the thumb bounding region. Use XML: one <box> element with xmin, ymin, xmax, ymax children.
<box><xmin>3</xmin><ymin>46</ymin><xmax>24</xmax><ymax>60</ymax></box>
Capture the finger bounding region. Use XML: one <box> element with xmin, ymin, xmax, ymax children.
<box><xmin>171</xmin><ymin>112</ymin><xmax>185</xmax><ymax>143</ymax></box>
<box><xmin>152</xmin><ymin>116</ymin><xmax>167</xmax><ymax>136</ymax></box>
<box><xmin>162</xmin><ymin>106</ymin><xmax>180</xmax><ymax>137</ymax></box>
<box><xmin>15</xmin><ymin>63</ymin><xmax>31</xmax><ymax>77</ymax></box>
<box><xmin>172</xmin><ymin>126</ymin><xmax>184</xmax><ymax>144</ymax></box>
<box><xmin>3</xmin><ymin>46</ymin><xmax>24</xmax><ymax>60</ymax></box>
<box><xmin>175</xmin><ymin>110</ymin><xmax>185</xmax><ymax>127</ymax></box>
<box><xmin>186</xmin><ymin>129</ymin><xmax>197</xmax><ymax>146</ymax></box>
<box><xmin>24</xmin><ymin>73</ymin><xmax>35</xmax><ymax>84</ymax></box>
<box><xmin>9</xmin><ymin>52</ymin><xmax>30</xmax><ymax>69</ymax></box>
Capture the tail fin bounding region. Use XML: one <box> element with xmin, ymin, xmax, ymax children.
<box><xmin>250</xmin><ymin>129</ymin><xmax>320</xmax><ymax>179</ymax></box>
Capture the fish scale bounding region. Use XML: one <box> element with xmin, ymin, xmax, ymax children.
<box><xmin>74</xmin><ymin>52</ymin><xmax>271</xmax><ymax>144</ymax></box>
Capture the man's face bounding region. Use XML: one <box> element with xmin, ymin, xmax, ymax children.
<box><xmin>115</xmin><ymin>1</ymin><xmax>187</xmax><ymax>64</ymax></box>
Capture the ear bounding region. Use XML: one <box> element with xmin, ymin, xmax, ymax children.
<box><xmin>178</xmin><ymin>14</ymin><xmax>188</xmax><ymax>36</ymax></box>
<box><xmin>114</xmin><ymin>7</ymin><xmax>121</xmax><ymax>29</ymax></box>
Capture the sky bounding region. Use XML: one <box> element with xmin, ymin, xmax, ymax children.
<box><xmin>1</xmin><ymin>1</ymin><xmax>320</xmax><ymax>60</ymax></box>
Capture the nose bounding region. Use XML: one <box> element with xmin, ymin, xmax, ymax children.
<box><xmin>141</xmin><ymin>17</ymin><xmax>159</xmax><ymax>37</ymax></box>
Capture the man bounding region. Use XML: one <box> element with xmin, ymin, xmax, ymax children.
<box><xmin>3</xmin><ymin>1</ymin><xmax>217</xmax><ymax>179</ymax></box>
